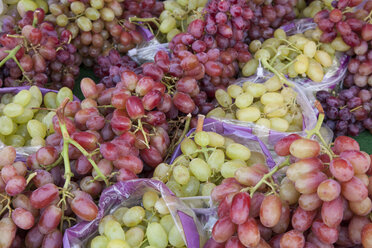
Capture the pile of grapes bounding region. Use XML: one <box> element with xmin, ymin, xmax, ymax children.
<box><xmin>0</xmin><ymin>86</ymin><xmax>73</xmax><ymax>147</ymax></box>
<box><xmin>207</xmin><ymin>78</ymin><xmax>303</xmax><ymax>132</ymax></box>
<box><xmin>90</xmin><ymin>190</ymin><xmax>186</xmax><ymax>248</ymax></box>
<box><xmin>0</xmin><ymin>9</ymin><xmax>81</xmax><ymax>89</ymax></box>
<box><xmin>207</xmin><ymin>132</ymin><xmax>372</xmax><ymax>247</ymax></box>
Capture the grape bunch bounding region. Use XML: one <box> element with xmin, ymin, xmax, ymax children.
<box><xmin>159</xmin><ymin>0</ymin><xmax>207</xmax><ymax>42</ymax></box>
<box><xmin>90</xmin><ymin>190</ymin><xmax>186</xmax><ymax>248</ymax></box>
<box><xmin>46</xmin><ymin>0</ymin><xmax>163</xmax><ymax>66</ymax></box>
<box><xmin>153</xmin><ymin>128</ymin><xmax>272</xmax><ymax>201</ymax></box>
<box><xmin>0</xmin><ymin>9</ymin><xmax>81</xmax><ymax>89</ymax></box>
<box><xmin>243</xmin><ymin>28</ymin><xmax>338</xmax><ymax>83</ymax></box>
<box><xmin>206</xmin><ymin>130</ymin><xmax>372</xmax><ymax>247</ymax></box>
<box><xmin>0</xmin><ymin>86</ymin><xmax>74</xmax><ymax>147</ymax></box>
<box><xmin>316</xmin><ymin>88</ymin><xmax>372</xmax><ymax>137</ymax></box>
<box><xmin>301</xmin><ymin>0</ymin><xmax>332</xmax><ymax>18</ymax></box>
<box><xmin>245</xmin><ymin>0</ymin><xmax>298</xmax><ymax>41</ymax></box>
<box><xmin>94</xmin><ymin>49</ymin><xmax>139</xmax><ymax>85</ymax></box>
<box><xmin>207</xmin><ymin>79</ymin><xmax>303</xmax><ymax>132</ymax></box>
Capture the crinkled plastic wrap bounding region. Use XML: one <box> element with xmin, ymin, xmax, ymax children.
<box><xmin>168</xmin><ymin>119</ymin><xmax>278</xmax><ymax>234</ymax></box>
<box><xmin>0</xmin><ymin>86</ymin><xmax>80</xmax><ymax>160</ymax></box>
<box><xmin>209</xmin><ymin>71</ymin><xmax>327</xmax><ymax>150</ymax></box>
<box><xmin>63</xmin><ymin>179</ymin><xmax>207</xmax><ymax>248</ymax></box>
<box><xmin>128</xmin><ymin>26</ymin><xmax>169</xmax><ymax>64</ymax></box>
<box><xmin>280</xmin><ymin>18</ymin><xmax>350</xmax><ymax>92</ymax></box>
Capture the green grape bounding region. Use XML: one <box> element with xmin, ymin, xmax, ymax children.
<box><xmin>85</xmin><ymin>7</ymin><xmax>100</xmax><ymax>20</ymax></box>
<box><xmin>160</xmin><ymin>215</ymin><xmax>174</xmax><ymax>233</ymax></box>
<box><xmin>142</xmin><ymin>191</ymin><xmax>159</xmax><ymax>210</ymax></box>
<box><xmin>180</xmin><ymin>137</ymin><xmax>197</xmax><ymax>156</ymax></box>
<box><xmin>235</xmin><ymin>92</ymin><xmax>253</xmax><ymax>109</ymax></box>
<box><xmin>314</xmin><ymin>50</ymin><xmax>332</xmax><ymax>67</ymax></box>
<box><xmin>227</xmin><ymin>85</ymin><xmax>243</xmax><ymax>99</ymax></box>
<box><xmin>172</xmin><ymin>8</ymin><xmax>187</xmax><ymax>20</ymax></box>
<box><xmin>189</xmin><ymin>158</ymin><xmax>211</xmax><ymax>182</ymax></box>
<box><xmin>194</xmin><ymin>131</ymin><xmax>209</xmax><ymax>147</ymax></box>
<box><xmin>13</xmin><ymin>90</ymin><xmax>31</xmax><ymax>106</ymax></box>
<box><xmin>221</xmin><ymin>160</ymin><xmax>246</xmax><ymax>178</ymax></box>
<box><xmin>146</xmin><ymin>223</ymin><xmax>168</xmax><ymax>248</ymax></box>
<box><xmin>153</xmin><ymin>163</ymin><xmax>170</xmax><ymax>181</ymax></box>
<box><xmin>181</xmin><ymin>176</ymin><xmax>200</xmax><ymax>197</ymax></box>
<box><xmin>15</xmin><ymin>124</ymin><xmax>30</xmax><ymax>140</ymax></box>
<box><xmin>44</xmin><ymin>92</ymin><xmax>58</xmax><ymax>109</ymax></box>
<box><xmin>3</xmin><ymin>103</ymin><xmax>24</xmax><ymax>118</ymax></box>
<box><xmin>261</xmin><ymin>92</ymin><xmax>284</xmax><ymax>106</ymax></box>
<box><xmin>27</xmin><ymin>120</ymin><xmax>47</xmax><ymax>138</ymax></box>
<box><xmin>303</xmin><ymin>40</ymin><xmax>317</xmax><ymax>58</ymax></box>
<box><xmin>56</xmin><ymin>87</ymin><xmax>73</xmax><ymax>107</ymax></box>
<box><xmin>256</xmin><ymin>118</ymin><xmax>271</xmax><ymax>129</ymax></box>
<box><xmin>90</xmin><ymin>0</ymin><xmax>104</xmax><ymax>9</ymax></box>
<box><xmin>0</xmin><ymin>116</ymin><xmax>14</xmax><ymax>135</ymax></box>
<box><xmin>56</xmin><ymin>14</ymin><xmax>68</xmax><ymax>26</ymax></box>
<box><xmin>113</xmin><ymin>207</ymin><xmax>128</xmax><ymax>224</ymax></box>
<box><xmin>17</xmin><ymin>0</ymin><xmax>38</xmax><ymax>17</ymax></box>
<box><xmin>90</xmin><ymin>235</ymin><xmax>109</xmax><ymax>248</ymax></box>
<box><xmin>104</xmin><ymin>220</ymin><xmax>126</xmax><ymax>240</ymax></box>
<box><xmin>188</xmin><ymin>0</ymin><xmax>198</xmax><ymax>10</ymax></box>
<box><xmin>198</xmin><ymin>0</ymin><xmax>207</xmax><ymax>6</ymax></box>
<box><xmin>123</xmin><ymin>206</ymin><xmax>145</xmax><ymax>227</ymax></box>
<box><xmin>1</xmin><ymin>93</ymin><xmax>13</xmax><ymax>104</ymax></box>
<box><xmin>244</xmin><ymin>82</ymin><xmax>267</xmax><ymax>98</ymax></box>
<box><xmin>155</xmin><ymin>198</ymin><xmax>169</xmax><ymax>215</ymax></box>
<box><xmin>306</xmin><ymin>59</ymin><xmax>324</xmax><ymax>82</ymax></box>
<box><xmin>173</xmin><ymin>165</ymin><xmax>190</xmax><ymax>185</ymax></box>
<box><xmin>76</xmin><ymin>16</ymin><xmax>92</xmax><ymax>32</ymax></box>
<box><xmin>100</xmin><ymin>7</ymin><xmax>115</xmax><ymax>22</ymax></box>
<box><xmin>25</xmin><ymin>97</ymin><xmax>41</xmax><ymax>113</ymax></box>
<box><xmin>224</xmin><ymin>137</ymin><xmax>235</xmax><ymax>148</ymax></box>
<box><xmin>30</xmin><ymin>137</ymin><xmax>45</xmax><ymax>146</ymax></box>
<box><xmin>207</xmin><ymin>132</ymin><xmax>225</xmax><ymax>147</ymax></box>
<box><xmin>160</xmin><ymin>16</ymin><xmax>176</xmax><ymax>34</ymax></box>
<box><xmin>242</xmin><ymin>59</ymin><xmax>259</xmax><ymax>77</ymax></box>
<box><xmin>34</xmin><ymin>110</ymin><xmax>48</xmax><ymax>122</ymax></box>
<box><xmin>107</xmin><ymin>240</ymin><xmax>130</xmax><ymax>248</ymax></box>
<box><xmin>71</xmin><ymin>1</ymin><xmax>85</xmax><ymax>15</ymax></box>
<box><xmin>167</xmin><ymin>28</ymin><xmax>181</xmax><ymax>42</ymax></box>
<box><xmin>42</xmin><ymin>111</ymin><xmax>56</xmax><ymax>134</ymax></box>
<box><xmin>164</xmin><ymin>1</ymin><xmax>181</xmax><ymax>11</ymax></box>
<box><xmin>206</xmin><ymin>107</ymin><xmax>225</xmax><ymax>118</ymax></box>
<box><xmin>236</xmin><ymin>107</ymin><xmax>261</xmax><ymax>122</ymax></box>
<box><xmin>254</xmin><ymin>49</ymin><xmax>271</xmax><ymax>60</ymax></box>
<box><xmin>294</xmin><ymin>54</ymin><xmax>309</xmax><ymax>74</ymax></box>
<box><xmin>159</xmin><ymin>10</ymin><xmax>172</xmax><ymax>21</ymax></box>
<box><xmin>270</xmin><ymin>118</ymin><xmax>289</xmax><ymax>132</ymax></box>
<box><xmin>0</xmin><ymin>103</ymin><xmax>5</xmax><ymax>115</ymax></box>
<box><xmin>5</xmin><ymin>134</ymin><xmax>25</xmax><ymax>147</ymax></box>
<box><xmin>13</xmin><ymin>108</ymin><xmax>34</xmax><ymax>124</ymax></box>
<box><xmin>99</xmin><ymin>215</ymin><xmax>115</xmax><ymax>235</ymax></box>
<box><xmin>169</xmin><ymin>225</ymin><xmax>185</xmax><ymax>247</ymax></box>
<box><xmin>226</xmin><ymin>143</ymin><xmax>251</xmax><ymax>161</ymax></box>
<box><xmin>207</xmin><ymin>149</ymin><xmax>225</xmax><ymax>171</ymax></box>
<box><xmin>35</xmin><ymin>0</ymin><xmax>48</xmax><ymax>12</ymax></box>
<box><xmin>201</xmin><ymin>182</ymin><xmax>216</xmax><ymax>196</ymax></box>
<box><xmin>126</xmin><ymin>227</ymin><xmax>144</xmax><ymax>247</ymax></box>
<box><xmin>166</xmin><ymin>180</ymin><xmax>183</xmax><ymax>197</ymax></box>
<box><xmin>145</xmin><ymin>210</ymin><xmax>160</xmax><ymax>223</ymax></box>
<box><xmin>215</xmin><ymin>89</ymin><xmax>232</xmax><ymax>107</ymax></box>
<box><xmin>249</xmin><ymin>40</ymin><xmax>262</xmax><ymax>53</ymax></box>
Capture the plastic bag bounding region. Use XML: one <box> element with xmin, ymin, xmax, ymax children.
<box><xmin>279</xmin><ymin>18</ymin><xmax>349</xmax><ymax>92</ymax></box>
<box><xmin>128</xmin><ymin>26</ymin><xmax>169</xmax><ymax>64</ymax></box>
<box><xmin>208</xmin><ymin>71</ymin><xmax>320</xmax><ymax>150</ymax></box>
<box><xmin>63</xmin><ymin>179</ymin><xmax>207</xmax><ymax>248</ymax></box>
<box><xmin>0</xmin><ymin>86</ymin><xmax>80</xmax><ymax>160</ymax></box>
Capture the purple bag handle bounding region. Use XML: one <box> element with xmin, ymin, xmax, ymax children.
<box><xmin>178</xmin><ymin>211</ymin><xmax>200</xmax><ymax>248</ymax></box>
<box><xmin>137</xmin><ymin>26</ymin><xmax>155</xmax><ymax>41</ymax></box>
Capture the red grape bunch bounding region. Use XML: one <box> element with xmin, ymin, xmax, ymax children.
<box><xmin>46</xmin><ymin>0</ymin><xmax>163</xmax><ymax>67</ymax></box>
<box><xmin>205</xmin><ymin>114</ymin><xmax>372</xmax><ymax>247</ymax></box>
<box><xmin>0</xmin><ymin>9</ymin><xmax>81</xmax><ymax>89</ymax></box>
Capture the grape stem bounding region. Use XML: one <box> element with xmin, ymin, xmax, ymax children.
<box><xmin>0</xmin><ymin>44</ymin><xmax>32</xmax><ymax>83</ymax></box>
<box><xmin>261</xmin><ymin>59</ymin><xmax>294</xmax><ymax>87</ymax></box>
<box><xmin>128</xmin><ymin>17</ymin><xmax>160</xmax><ymax>28</ymax></box>
<box><xmin>25</xmin><ymin>172</ymin><xmax>37</xmax><ymax>185</ymax></box>
<box><xmin>243</xmin><ymin>157</ymin><xmax>290</xmax><ymax>198</ymax></box>
<box><xmin>0</xmin><ymin>194</ymin><xmax>12</xmax><ymax>217</ymax></box>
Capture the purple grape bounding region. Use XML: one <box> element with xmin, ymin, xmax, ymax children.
<box><xmin>316</xmin><ymin>90</ymin><xmax>331</xmax><ymax>102</ymax></box>
<box><xmin>336</xmin><ymin>120</ymin><xmax>348</xmax><ymax>131</ymax></box>
<box><xmin>363</xmin><ymin>118</ymin><xmax>372</xmax><ymax>130</ymax></box>
<box><xmin>347</xmin><ymin>124</ymin><xmax>360</xmax><ymax>136</ymax></box>
<box><xmin>339</xmin><ymin>108</ymin><xmax>352</xmax><ymax>121</ymax></box>
<box><xmin>326</xmin><ymin>107</ymin><xmax>339</xmax><ymax>120</ymax></box>
<box><xmin>326</xmin><ymin>96</ymin><xmax>340</xmax><ymax>107</ymax></box>
<box><xmin>347</xmin><ymin>97</ymin><xmax>362</xmax><ymax>109</ymax></box>
<box><xmin>326</xmin><ymin>120</ymin><xmax>336</xmax><ymax>130</ymax></box>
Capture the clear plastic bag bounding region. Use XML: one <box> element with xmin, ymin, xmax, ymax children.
<box><xmin>63</xmin><ymin>179</ymin><xmax>207</xmax><ymax>248</ymax></box>
<box><xmin>0</xmin><ymin>86</ymin><xmax>80</xmax><ymax>161</ymax></box>
<box><xmin>128</xmin><ymin>27</ymin><xmax>169</xmax><ymax>64</ymax></box>
<box><xmin>279</xmin><ymin>18</ymin><xmax>350</xmax><ymax>92</ymax></box>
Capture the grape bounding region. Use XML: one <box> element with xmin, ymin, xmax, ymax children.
<box><xmin>289</xmin><ymin>139</ymin><xmax>320</xmax><ymax>159</ymax></box>
<box><xmin>238</xmin><ymin>217</ymin><xmax>260</xmax><ymax>247</ymax></box>
<box><xmin>341</xmin><ymin>176</ymin><xmax>368</xmax><ymax>202</ymax></box>
<box><xmin>317</xmin><ymin>179</ymin><xmax>341</xmax><ymax>202</ymax></box>
<box><xmin>12</xmin><ymin>208</ymin><xmax>35</xmax><ymax>230</ymax></box>
<box><xmin>280</xmin><ymin>230</ymin><xmax>305</xmax><ymax>248</ymax></box>
<box><xmin>147</xmin><ymin>222</ymin><xmax>168</xmax><ymax>248</ymax></box>
<box><xmin>230</xmin><ymin>192</ymin><xmax>250</xmax><ymax>224</ymax></box>
<box><xmin>260</xmin><ymin>195</ymin><xmax>282</xmax><ymax>228</ymax></box>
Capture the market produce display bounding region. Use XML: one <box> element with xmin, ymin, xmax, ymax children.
<box><xmin>0</xmin><ymin>0</ymin><xmax>372</xmax><ymax>247</ymax></box>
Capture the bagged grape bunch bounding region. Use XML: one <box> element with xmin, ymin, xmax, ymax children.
<box><xmin>63</xmin><ymin>179</ymin><xmax>207</xmax><ymax>248</ymax></box>
<box><xmin>0</xmin><ymin>86</ymin><xmax>79</xmax><ymax>160</ymax></box>
<box><xmin>206</xmin><ymin>71</ymin><xmax>329</xmax><ymax>149</ymax></box>
<box><xmin>243</xmin><ymin>18</ymin><xmax>349</xmax><ymax>94</ymax></box>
